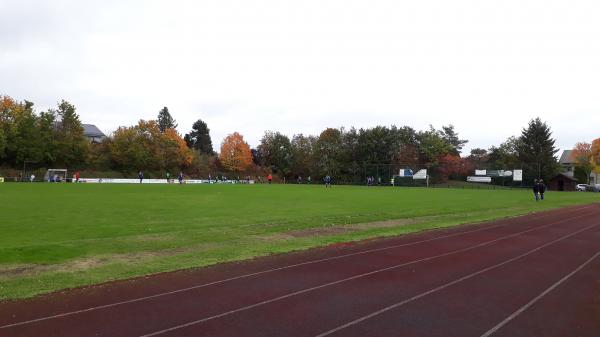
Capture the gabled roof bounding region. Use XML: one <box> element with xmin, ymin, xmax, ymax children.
<box><xmin>558</xmin><ymin>150</ymin><xmax>575</xmax><ymax>164</ymax></box>
<box><xmin>82</xmin><ymin>124</ymin><xmax>106</xmax><ymax>138</ymax></box>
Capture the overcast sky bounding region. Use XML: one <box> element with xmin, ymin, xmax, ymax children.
<box><xmin>1</xmin><ymin>0</ymin><xmax>599</xmax><ymax>154</ymax></box>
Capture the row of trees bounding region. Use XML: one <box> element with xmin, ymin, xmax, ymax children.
<box><xmin>250</xmin><ymin>125</ymin><xmax>468</xmax><ymax>182</ymax></box>
<box><xmin>0</xmin><ymin>96</ymin><xmax>88</xmax><ymax>169</ymax></box>
<box><xmin>3</xmin><ymin>94</ymin><xmax>595</xmax><ymax>184</ymax></box>
<box><xmin>464</xmin><ymin>118</ymin><xmax>560</xmax><ymax>183</ymax></box>
<box><xmin>466</xmin><ymin>118</ymin><xmax>599</xmax><ymax>184</ymax></box>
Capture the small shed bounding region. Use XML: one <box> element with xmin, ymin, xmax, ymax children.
<box><xmin>548</xmin><ymin>173</ymin><xmax>577</xmax><ymax>191</ymax></box>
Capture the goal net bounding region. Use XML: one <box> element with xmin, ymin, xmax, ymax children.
<box><xmin>45</xmin><ymin>169</ymin><xmax>68</xmax><ymax>182</ymax></box>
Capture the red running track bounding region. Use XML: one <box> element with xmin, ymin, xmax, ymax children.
<box><xmin>1</xmin><ymin>203</ymin><xmax>599</xmax><ymax>337</ymax></box>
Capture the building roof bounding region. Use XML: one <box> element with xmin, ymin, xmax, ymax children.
<box><xmin>549</xmin><ymin>173</ymin><xmax>578</xmax><ymax>182</ymax></box>
<box><xmin>82</xmin><ymin>124</ymin><xmax>106</xmax><ymax>138</ymax></box>
<box><xmin>559</xmin><ymin>150</ymin><xmax>575</xmax><ymax>164</ymax></box>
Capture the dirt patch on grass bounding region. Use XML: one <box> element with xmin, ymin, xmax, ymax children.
<box><xmin>258</xmin><ymin>215</ymin><xmax>443</xmax><ymax>240</ymax></box>
<box><xmin>0</xmin><ymin>244</ymin><xmax>210</xmax><ymax>280</ymax></box>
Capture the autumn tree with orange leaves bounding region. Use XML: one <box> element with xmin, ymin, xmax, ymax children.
<box><xmin>572</xmin><ymin>142</ymin><xmax>593</xmax><ymax>183</ymax></box>
<box><xmin>219</xmin><ymin>132</ymin><xmax>252</xmax><ymax>172</ymax></box>
<box><xmin>163</xmin><ymin>128</ymin><xmax>193</xmax><ymax>169</ymax></box>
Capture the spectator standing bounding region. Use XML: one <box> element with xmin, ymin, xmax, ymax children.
<box><xmin>324</xmin><ymin>175</ymin><xmax>332</xmax><ymax>188</ymax></box>
<box><xmin>539</xmin><ymin>179</ymin><xmax>546</xmax><ymax>200</ymax></box>
<box><xmin>532</xmin><ymin>179</ymin><xmax>539</xmax><ymax>201</ymax></box>
<box><xmin>138</xmin><ymin>171</ymin><xmax>144</xmax><ymax>184</ymax></box>
<box><xmin>267</xmin><ymin>174</ymin><xmax>273</xmax><ymax>184</ymax></box>
<box><xmin>178</xmin><ymin>171</ymin><xmax>184</xmax><ymax>184</ymax></box>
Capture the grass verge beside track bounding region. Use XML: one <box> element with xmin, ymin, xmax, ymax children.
<box><xmin>0</xmin><ymin>183</ymin><xmax>597</xmax><ymax>300</ymax></box>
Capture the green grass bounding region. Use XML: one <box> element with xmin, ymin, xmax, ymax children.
<box><xmin>0</xmin><ymin>183</ymin><xmax>597</xmax><ymax>300</ymax></box>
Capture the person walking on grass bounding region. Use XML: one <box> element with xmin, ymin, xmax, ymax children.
<box><xmin>539</xmin><ymin>179</ymin><xmax>546</xmax><ymax>200</ymax></box>
<box><xmin>533</xmin><ymin>179</ymin><xmax>540</xmax><ymax>201</ymax></box>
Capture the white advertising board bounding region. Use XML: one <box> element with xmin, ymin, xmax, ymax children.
<box><xmin>413</xmin><ymin>169</ymin><xmax>427</xmax><ymax>180</ymax></box>
<box><xmin>398</xmin><ymin>169</ymin><xmax>413</xmax><ymax>177</ymax></box>
<box><xmin>513</xmin><ymin>169</ymin><xmax>523</xmax><ymax>181</ymax></box>
<box><xmin>467</xmin><ymin>176</ymin><xmax>492</xmax><ymax>183</ymax></box>
<box><xmin>78</xmin><ymin>178</ymin><xmax>255</xmax><ymax>184</ymax></box>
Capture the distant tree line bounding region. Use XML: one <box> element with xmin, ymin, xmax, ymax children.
<box><xmin>252</xmin><ymin>125</ymin><xmax>469</xmax><ymax>183</ymax></box>
<box><xmin>3</xmin><ymin>94</ymin><xmax>595</xmax><ymax>184</ymax></box>
<box><xmin>0</xmin><ymin>96</ymin><xmax>88</xmax><ymax>169</ymax></box>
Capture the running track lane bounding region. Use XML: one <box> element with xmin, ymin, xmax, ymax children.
<box><xmin>0</xmin><ymin>204</ymin><xmax>597</xmax><ymax>336</ymax></box>
<box><xmin>314</xmin><ymin>217</ymin><xmax>600</xmax><ymax>336</ymax></box>
<box><xmin>481</xmin><ymin>249</ymin><xmax>600</xmax><ymax>337</ymax></box>
<box><xmin>146</xmin><ymin>206</ymin><xmax>600</xmax><ymax>337</ymax></box>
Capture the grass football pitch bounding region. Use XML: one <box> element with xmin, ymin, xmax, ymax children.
<box><xmin>0</xmin><ymin>183</ymin><xmax>598</xmax><ymax>300</ymax></box>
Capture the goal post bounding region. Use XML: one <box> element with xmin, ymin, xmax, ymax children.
<box><xmin>45</xmin><ymin>169</ymin><xmax>68</xmax><ymax>182</ymax></box>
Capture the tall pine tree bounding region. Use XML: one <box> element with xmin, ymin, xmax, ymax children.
<box><xmin>55</xmin><ymin>100</ymin><xmax>88</xmax><ymax>168</ymax></box>
<box><xmin>517</xmin><ymin>117</ymin><xmax>559</xmax><ymax>182</ymax></box>
<box><xmin>184</xmin><ymin>119</ymin><xmax>213</xmax><ymax>154</ymax></box>
<box><xmin>157</xmin><ymin>107</ymin><xmax>177</xmax><ymax>132</ymax></box>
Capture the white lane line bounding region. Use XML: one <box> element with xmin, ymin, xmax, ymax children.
<box><xmin>137</xmin><ymin>211</ymin><xmax>596</xmax><ymax>337</ymax></box>
<box><xmin>1</xmin><ymin>207</ymin><xmax>573</xmax><ymax>330</ymax></box>
<box><xmin>0</xmin><ymin>205</ymin><xmax>592</xmax><ymax>330</ymax></box>
<box><xmin>480</xmin><ymin>250</ymin><xmax>600</xmax><ymax>337</ymax></box>
<box><xmin>314</xmin><ymin>222</ymin><xmax>599</xmax><ymax>337</ymax></box>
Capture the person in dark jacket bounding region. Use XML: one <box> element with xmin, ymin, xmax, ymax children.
<box><xmin>324</xmin><ymin>175</ymin><xmax>332</xmax><ymax>188</ymax></box>
<box><xmin>539</xmin><ymin>179</ymin><xmax>546</xmax><ymax>200</ymax></box>
<box><xmin>533</xmin><ymin>179</ymin><xmax>539</xmax><ymax>201</ymax></box>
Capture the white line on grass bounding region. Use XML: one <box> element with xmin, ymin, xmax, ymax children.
<box><xmin>314</xmin><ymin>223</ymin><xmax>600</xmax><ymax>337</ymax></box>
<box><xmin>0</xmin><ymin>204</ymin><xmax>593</xmax><ymax>330</ymax></box>
<box><xmin>138</xmin><ymin>211</ymin><xmax>597</xmax><ymax>337</ymax></box>
<box><xmin>479</xmin><ymin>250</ymin><xmax>600</xmax><ymax>337</ymax></box>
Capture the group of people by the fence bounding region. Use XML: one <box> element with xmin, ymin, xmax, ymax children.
<box><xmin>532</xmin><ymin>179</ymin><xmax>546</xmax><ymax>201</ymax></box>
<box><xmin>366</xmin><ymin>176</ymin><xmax>381</xmax><ymax>186</ymax></box>
<box><xmin>137</xmin><ymin>171</ymin><xmax>185</xmax><ymax>184</ymax></box>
